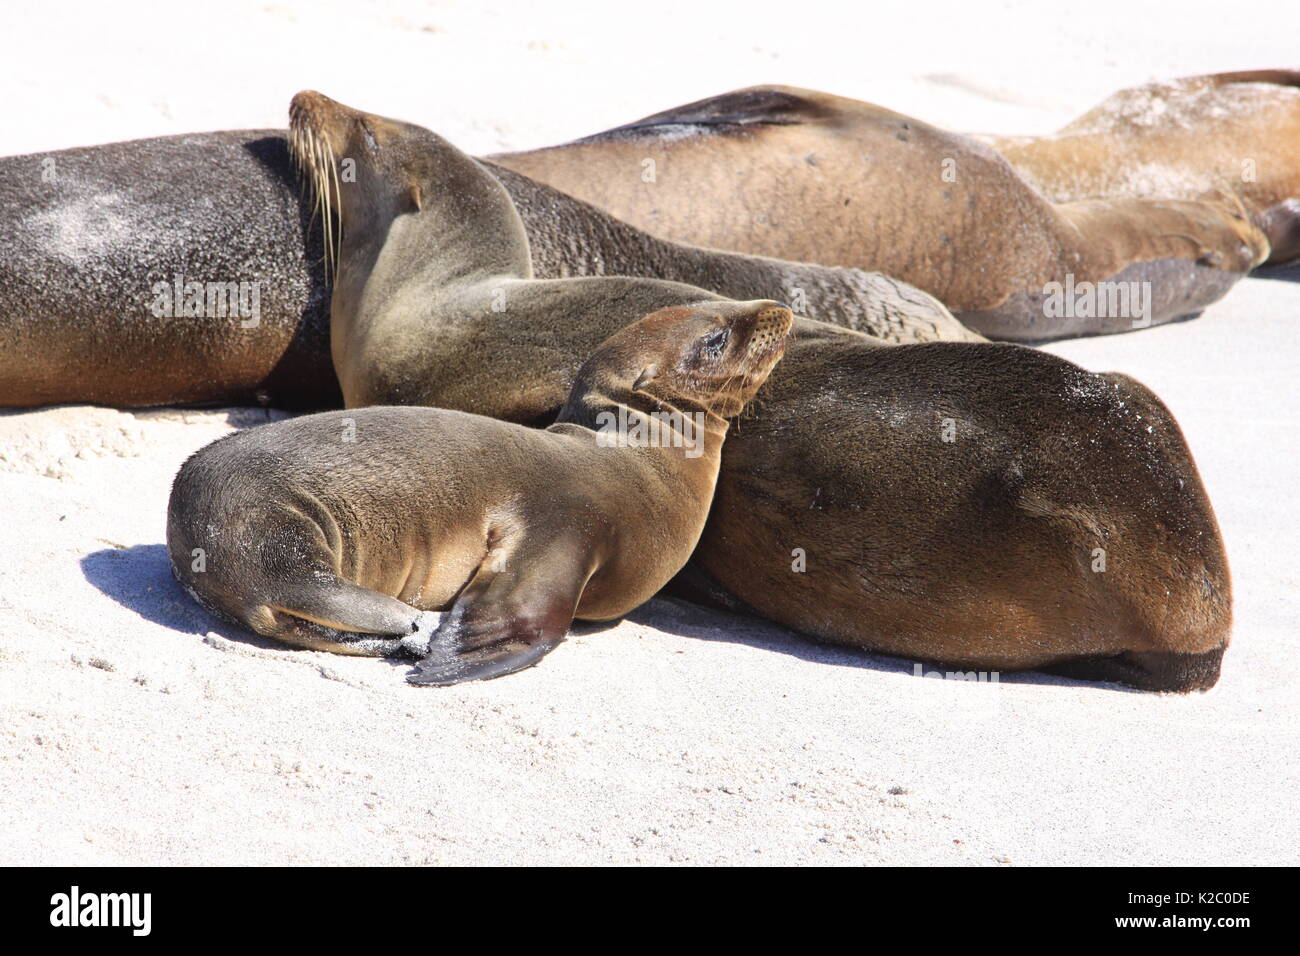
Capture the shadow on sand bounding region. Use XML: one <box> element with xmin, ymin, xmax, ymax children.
<box><xmin>79</xmin><ymin>543</ymin><xmax>392</xmax><ymax>671</ymax></box>
<box><xmin>628</xmin><ymin>595</ymin><xmax>1139</xmax><ymax>693</ymax></box>
<box><xmin>81</xmin><ymin>543</ymin><xmax>281</xmax><ymax>651</ymax></box>
<box><xmin>80</xmin><ymin>543</ymin><xmax>1131</xmax><ymax>692</ymax></box>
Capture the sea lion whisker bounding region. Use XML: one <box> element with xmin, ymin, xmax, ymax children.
<box><xmin>325</xmin><ymin>139</ymin><xmax>343</xmax><ymax>282</ymax></box>
<box><xmin>323</xmin><ymin>137</ymin><xmax>339</xmax><ymax>281</ymax></box>
<box><xmin>305</xmin><ymin>131</ymin><xmax>333</xmax><ymax>281</ymax></box>
<box><xmin>293</xmin><ymin>128</ymin><xmax>309</xmax><ymax>199</ymax></box>
<box><xmin>320</xmin><ymin>137</ymin><xmax>334</xmax><ymax>281</ymax></box>
<box><xmin>298</xmin><ymin>129</ymin><xmax>323</xmax><ymax>234</ymax></box>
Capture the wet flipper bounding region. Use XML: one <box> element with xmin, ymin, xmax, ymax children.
<box><xmin>407</xmin><ymin>537</ymin><xmax>592</xmax><ymax>687</ymax></box>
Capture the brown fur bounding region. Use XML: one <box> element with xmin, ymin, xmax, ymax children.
<box><xmin>984</xmin><ymin>70</ymin><xmax>1300</xmax><ymax>265</ymax></box>
<box><xmin>168</xmin><ymin>299</ymin><xmax>791</xmax><ymax>685</ymax></box>
<box><xmin>0</xmin><ymin>121</ymin><xmax>971</xmax><ymax>411</ymax></box>
<box><xmin>490</xmin><ymin>83</ymin><xmax>1271</xmax><ymax>339</ymax></box>
<box><xmin>697</xmin><ymin>339</ymin><xmax>1230</xmax><ymax>690</ymax></box>
<box><xmin>293</xmin><ymin>92</ymin><xmax>1231</xmax><ymax>690</ymax></box>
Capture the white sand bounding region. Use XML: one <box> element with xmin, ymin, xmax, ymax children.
<box><xmin>1</xmin><ymin>1</ymin><xmax>1296</xmax><ymax>865</ymax></box>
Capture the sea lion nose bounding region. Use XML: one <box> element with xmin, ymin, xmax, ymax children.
<box><xmin>744</xmin><ymin>302</ymin><xmax>794</xmax><ymax>357</ymax></box>
<box><xmin>290</xmin><ymin>90</ymin><xmax>332</xmax><ymax>115</ymax></box>
<box><xmin>754</xmin><ymin>302</ymin><xmax>794</xmax><ymax>334</ymax></box>
<box><xmin>289</xmin><ymin>90</ymin><xmax>360</xmax><ymax>128</ymax></box>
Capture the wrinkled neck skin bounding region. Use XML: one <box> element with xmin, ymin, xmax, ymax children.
<box><xmin>554</xmin><ymin>372</ymin><xmax>732</xmax><ymax>467</ymax></box>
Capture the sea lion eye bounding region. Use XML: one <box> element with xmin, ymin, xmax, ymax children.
<box><xmin>700</xmin><ymin>327</ymin><xmax>730</xmax><ymax>355</ymax></box>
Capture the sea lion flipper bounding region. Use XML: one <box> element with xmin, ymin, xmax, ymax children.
<box><xmin>406</xmin><ymin>540</ymin><xmax>589</xmax><ymax>687</ymax></box>
<box><xmin>406</xmin><ymin>604</ymin><xmax>571</xmax><ymax>687</ymax></box>
<box><xmin>407</xmin><ymin>618</ymin><xmax>566</xmax><ymax>686</ymax></box>
<box><xmin>1258</xmin><ymin>199</ymin><xmax>1300</xmax><ymax>265</ymax></box>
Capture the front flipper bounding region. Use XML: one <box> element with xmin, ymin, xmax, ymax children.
<box><xmin>407</xmin><ymin>536</ymin><xmax>594</xmax><ymax>687</ymax></box>
<box><xmin>407</xmin><ymin>607</ymin><xmax>568</xmax><ymax>686</ymax></box>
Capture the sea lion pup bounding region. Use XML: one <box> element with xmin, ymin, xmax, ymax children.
<box><xmin>981</xmin><ymin>70</ymin><xmax>1300</xmax><ymax>266</ymax></box>
<box><xmin>489</xmin><ymin>85</ymin><xmax>1270</xmax><ymax>339</ymax></box>
<box><xmin>291</xmin><ymin>92</ymin><xmax>1230</xmax><ymax>691</ymax></box>
<box><xmin>167</xmin><ymin>299</ymin><xmax>792</xmax><ymax>685</ymax></box>
<box><xmin>0</xmin><ymin>125</ymin><xmax>968</xmax><ymax>410</ymax></box>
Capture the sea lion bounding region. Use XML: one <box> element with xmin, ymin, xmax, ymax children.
<box><xmin>288</xmin><ymin>90</ymin><xmax>1231</xmax><ymax>691</ymax></box>
<box><xmin>695</xmin><ymin>335</ymin><xmax>1231</xmax><ymax>692</ymax></box>
<box><xmin>0</xmin><ymin>132</ymin><xmax>339</xmax><ymax>409</ymax></box>
<box><xmin>0</xmin><ymin>127</ymin><xmax>970</xmax><ymax>410</ymax></box>
<box><xmin>285</xmin><ymin>90</ymin><xmax>797</xmax><ymax>416</ymax></box>
<box><xmin>167</xmin><ymin>299</ymin><xmax>792</xmax><ymax>685</ymax></box>
<box><xmin>490</xmin><ymin>85</ymin><xmax>1271</xmax><ymax>339</ymax></box>
<box><xmin>981</xmin><ymin>70</ymin><xmax>1300</xmax><ymax>266</ymax></box>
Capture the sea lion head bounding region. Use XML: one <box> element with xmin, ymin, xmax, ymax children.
<box><xmin>568</xmin><ymin>299</ymin><xmax>794</xmax><ymax>423</ymax></box>
<box><xmin>289</xmin><ymin>90</ymin><xmax>444</xmax><ymax>278</ymax></box>
<box><xmin>1189</xmin><ymin>187</ymin><xmax>1272</xmax><ymax>269</ymax></box>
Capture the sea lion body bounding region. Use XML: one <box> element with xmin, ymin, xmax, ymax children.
<box><xmin>698</xmin><ymin>330</ymin><xmax>1230</xmax><ymax>691</ymax></box>
<box><xmin>3</xmin><ymin>71</ymin><xmax>1291</xmax><ymax>409</ymax></box>
<box><xmin>983</xmin><ymin>70</ymin><xmax>1300</xmax><ymax>266</ymax></box>
<box><xmin>0</xmin><ymin>132</ymin><xmax>337</xmax><ymax>409</ymax></box>
<box><xmin>286</xmin><ymin>91</ymin><xmax>1231</xmax><ymax>691</ymax></box>
<box><xmin>491</xmin><ymin>85</ymin><xmax>1270</xmax><ymax>338</ymax></box>
<box><xmin>0</xmin><ymin>128</ymin><xmax>968</xmax><ymax>410</ymax></box>
<box><xmin>168</xmin><ymin>300</ymin><xmax>792</xmax><ymax>684</ymax></box>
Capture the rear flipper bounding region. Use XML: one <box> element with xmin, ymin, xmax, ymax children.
<box><xmin>243</xmin><ymin>572</ymin><xmax>426</xmax><ymax>658</ymax></box>
<box><xmin>1258</xmin><ymin>199</ymin><xmax>1300</xmax><ymax>265</ymax></box>
<box><xmin>408</xmin><ymin>536</ymin><xmax>592</xmax><ymax>687</ymax></box>
<box><xmin>1044</xmin><ymin>646</ymin><xmax>1225</xmax><ymax>693</ymax></box>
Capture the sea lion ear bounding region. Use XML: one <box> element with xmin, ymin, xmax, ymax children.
<box><xmin>408</xmin><ymin>182</ymin><xmax>424</xmax><ymax>212</ymax></box>
<box><xmin>632</xmin><ymin>365</ymin><xmax>659</xmax><ymax>392</ymax></box>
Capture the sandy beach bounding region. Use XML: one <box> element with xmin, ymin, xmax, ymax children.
<box><xmin>0</xmin><ymin>0</ymin><xmax>1296</xmax><ymax>865</ymax></box>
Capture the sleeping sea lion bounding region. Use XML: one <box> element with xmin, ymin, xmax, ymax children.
<box><xmin>0</xmin><ymin>124</ymin><xmax>970</xmax><ymax>410</ymax></box>
<box><xmin>490</xmin><ymin>83</ymin><xmax>1271</xmax><ymax>339</ymax></box>
<box><xmin>982</xmin><ymin>70</ymin><xmax>1300</xmax><ymax>266</ymax></box>
<box><xmin>167</xmin><ymin>299</ymin><xmax>792</xmax><ymax>685</ymax></box>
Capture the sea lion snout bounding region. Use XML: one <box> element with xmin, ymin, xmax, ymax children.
<box><xmin>289</xmin><ymin>90</ymin><xmax>359</xmax><ymax>153</ymax></box>
<box><xmin>579</xmin><ymin>299</ymin><xmax>792</xmax><ymax>419</ymax></box>
<box><xmin>1191</xmin><ymin>188</ymin><xmax>1272</xmax><ymax>268</ymax></box>
<box><xmin>746</xmin><ymin>301</ymin><xmax>794</xmax><ymax>356</ymax></box>
<box><xmin>705</xmin><ymin>300</ymin><xmax>793</xmax><ymax>412</ymax></box>
<box><xmin>288</xmin><ymin>90</ymin><xmax>360</xmax><ymax>279</ymax></box>
<box><xmin>721</xmin><ymin>299</ymin><xmax>793</xmax><ymax>363</ymax></box>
